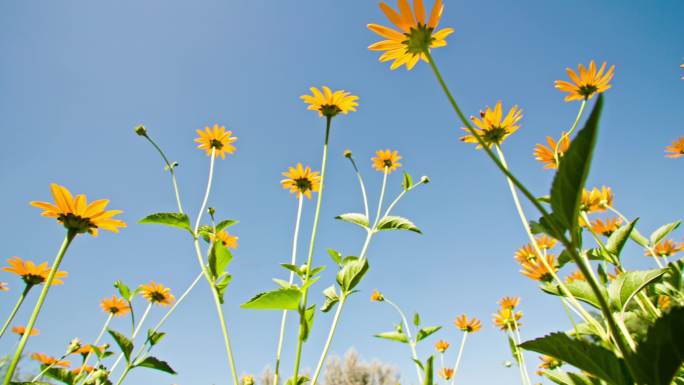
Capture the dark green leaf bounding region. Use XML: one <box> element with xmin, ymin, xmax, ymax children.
<box><xmin>108</xmin><ymin>329</ymin><xmax>133</xmax><ymax>363</ymax></box>
<box><xmin>241</xmin><ymin>288</ymin><xmax>302</xmax><ymax>310</ymax></box>
<box><xmin>541</xmin><ymin>280</ymin><xmax>607</xmax><ymax>310</ymax></box>
<box><xmin>134</xmin><ymin>356</ymin><xmax>177</xmax><ymax>374</ymax></box>
<box><xmin>301</xmin><ymin>305</ymin><xmax>316</xmax><ymax>342</ymax></box>
<box><xmin>402</xmin><ymin>171</ymin><xmax>413</xmax><ymax>191</ymax></box>
<box><xmin>416</xmin><ymin>326</ymin><xmax>441</xmax><ymax>342</ymax></box>
<box><xmin>327</xmin><ymin>249</ymin><xmax>342</xmax><ymax>266</ymax></box>
<box><xmin>138</xmin><ymin>212</ymin><xmax>192</xmax><ymax>234</ymax></box>
<box><xmin>422</xmin><ymin>356</ymin><xmax>434</xmax><ymax>385</ymax></box>
<box><xmin>543</xmin><ymin>369</ymin><xmax>603</xmax><ymax>385</ymax></box>
<box><xmin>374</xmin><ymin>331</ymin><xmax>409</xmax><ymax>343</ymax></box>
<box><xmin>649</xmin><ymin>221</ymin><xmax>681</xmax><ymax>246</ymax></box>
<box><xmin>320</xmin><ymin>285</ymin><xmax>339</xmax><ymax>313</ymax></box>
<box><xmin>335</xmin><ymin>213</ymin><xmax>370</xmax><ymax>229</ymax></box>
<box><xmin>215</xmin><ymin>274</ymin><xmax>232</xmax><ymax>304</ymax></box>
<box><xmin>209</xmin><ymin>241</ymin><xmax>233</xmax><ymax>279</ymax></box>
<box><xmin>336</xmin><ymin>258</ymin><xmax>369</xmax><ymax>293</ymax></box>
<box><xmin>43</xmin><ymin>368</ymin><xmax>75</xmax><ymax>385</ymax></box>
<box><xmin>413</xmin><ymin>312</ymin><xmax>421</xmax><ymax>327</ymax></box>
<box><xmin>147</xmin><ymin>329</ymin><xmax>166</xmax><ymax>347</ymax></box>
<box><xmin>375</xmin><ymin>216</ymin><xmax>421</xmax><ymax>234</ymax></box>
<box><xmin>605</xmin><ymin>219</ymin><xmax>639</xmax><ymax>262</ymax></box>
<box><xmin>608</xmin><ymin>269</ymin><xmax>666</xmax><ymax>313</ymax></box>
<box><xmin>216</xmin><ymin>219</ymin><xmax>239</xmax><ymax>232</ymax></box>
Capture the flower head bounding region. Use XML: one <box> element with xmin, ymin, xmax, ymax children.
<box><xmin>281</xmin><ymin>163</ymin><xmax>321</xmax><ymax>199</ymax></box>
<box><xmin>520</xmin><ymin>253</ymin><xmax>557</xmax><ymax>282</ymax></box>
<box><xmin>454</xmin><ymin>314</ymin><xmax>481</xmax><ymax>333</ymax></box>
<box><xmin>537</xmin><ymin>355</ymin><xmax>562</xmax><ymax>375</ymax></box>
<box><xmin>645</xmin><ymin>240</ymin><xmax>683</xmax><ymax>258</ymax></box>
<box><xmin>370</xmin><ymin>289</ymin><xmax>384</xmax><ymax>302</ymax></box>
<box><xmin>514</xmin><ymin>244</ymin><xmax>538</xmax><ymax>264</ymax></box>
<box><xmin>658</xmin><ymin>295</ymin><xmax>671</xmax><ymax>311</ymax></box>
<box><xmin>212</xmin><ymin>230</ymin><xmax>239</xmax><ymax>249</ymax></box>
<box><xmin>535</xmin><ymin>235</ymin><xmax>557</xmax><ymax>250</ymax></box>
<box><xmin>368</xmin><ymin>0</ymin><xmax>454</xmax><ymax>70</ymax></box>
<box><xmin>3</xmin><ymin>257</ymin><xmax>67</xmax><ymax>286</ymax></box>
<box><xmin>438</xmin><ymin>368</ymin><xmax>454</xmax><ymax>380</ymax></box>
<box><xmin>461</xmin><ymin>101</ymin><xmax>523</xmax><ymax>149</ymax></box>
<box><xmin>565</xmin><ymin>270</ymin><xmax>586</xmax><ymax>283</ymax></box>
<box><xmin>100</xmin><ymin>296</ymin><xmax>131</xmax><ymax>317</ymax></box>
<box><xmin>665</xmin><ymin>137</ymin><xmax>684</xmax><ymax>158</ymax></box>
<box><xmin>241</xmin><ymin>375</ymin><xmax>255</xmax><ymax>385</ymax></box>
<box><xmin>498</xmin><ymin>296</ymin><xmax>520</xmax><ymax>310</ymax></box>
<box><xmin>12</xmin><ymin>325</ymin><xmax>39</xmax><ymax>337</ymax></box>
<box><xmin>72</xmin><ymin>366</ymin><xmax>95</xmax><ymax>375</ymax></box>
<box><xmin>139</xmin><ymin>281</ymin><xmax>175</xmax><ymax>307</ymax></box>
<box><xmin>435</xmin><ymin>339</ymin><xmax>450</xmax><ymax>353</ymax></box>
<box><xmin>581</xmin><ymin>186</ymin><xmax>613</xmax><ymax>213</ymax></box>
<box><xmin>493</xmin><ymin>308</ymin><xmax>523</xmax><ymax>331</ymax></box>
<box><xmin>590</xmin><ymin>217</ymin><xmax>623</xmax><ymax>237</ymax></box>
<box><xmin>195</xmin><ymin>125</ymin><xmax>237</xmax><ymax>159</ymax></box>
<box><xmin>533</xmin><ymin>133</ymin><xmax>570</xmax><ymax>169</ymax></box>
<box><xmin>555</xmin><ymin>60</ymin><xmax>615</xmax><ymax>101</ymax></box>
<box><xmin>31</xmin><ymin>353</ymin><xmax>70</xmax><ymax>368</ymax></box>
<box><xmin>300</xmin><ymin>86</ymin><xmax>358</xmax><ymax>118</ymax></box>
<box><xmin>371</xmin><ymin>149</ymin><xmax>402</xmax><ymax>173</ymax></box>
<box><xmin>74</xmin><ymin>344</ymin><xmax>108</xmax><ymax>356</ymax></box>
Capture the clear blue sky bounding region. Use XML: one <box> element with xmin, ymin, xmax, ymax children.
<box><xmin>1</xmin><ymin>1</ymin><xmax>683</xmax><ymax>384</ymax></box>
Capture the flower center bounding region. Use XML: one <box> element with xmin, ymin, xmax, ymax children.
<box><xmin>482</xmin><ymin>126</ymin><xmax>508</xmax><ymax>145</ymax></box>
<box><xmin>294</xmin><ymin>177</ymin><xmax>312</xmax><ymax>193</ymax></box>
<box><xmin>403</xmin><ymin>24</ymin><xmax>434</xmax><ymax>55</ymax></box>
<box><xmin>210</xmin><ymin>139</ymin><xmax>224</xmax><ymax>150</ymax></box>
<box><xmin>383</xmin><ymin>159</ymin><xmax>393</xmax><ymax>168</ymax></box>
<box><xmin>150</xmin><ymin>291</ymin><xmax>166</xmax><ymax>303</ymax></box>
<box><xmin>59</xmin><ymin>213</ymin><xmax>96</xmax><ymax>234</ymax></box>
<box><xmin>319</xmin><ymin>104</ymin><xmax>342</xmax><ymax>118</ymax></box>
<box><xmin>22</xmin><ymin>274</ymin><xmax>46</xmax><ymax>286</ymax></box>
<box><xmin>578</xmin><ymin>84</ymin><xmax>598</xmax><ymax>98</ymax></box>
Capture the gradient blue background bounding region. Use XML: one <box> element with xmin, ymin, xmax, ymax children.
<box><xmin>1</xmin><ymin>1</ymin><xmax>683</xmax><ymax>384</ymax></box>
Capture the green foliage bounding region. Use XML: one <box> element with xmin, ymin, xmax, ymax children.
<box><xmin>320</xmin><ymin>285</ymin><xmax>340</xmax><ymax>312</ymax></box>
<box><xmin>241</xmin><ymin>288</ymin><xmax>302</xmax><ymax>310</ymax></box>
<box><xmin>209</xmin><ymin>240</ymin><xmax>233</xmax><ymax>279</ymax></box>
<box><xmin>138</xmin><ymin>212</ymin><xmax>193</xmax><ymax>235</ymax></box>
<box><xmin>336</xmin><ymin>257</ymin><xmax>369</xmax><ymax>294</ymax></box>
<box><xmin>108</xmin><ymin>329</ymin><xmax>133</xmax><ymax>363</ymax></box>
<box><xmin>336</xmin><ymin>213</ymin><xmax>370</xmax><ymax>229</ymax></box>
<box><xmin>541</xmin><ymin>280</ymin><xmax>607</xmax><ymax>310</ymax></box>
<box><xmin>605</xmin><ymin>219</ymin><xmax>639</xmax><ymax>262</ymax></box>
<box><xmin>649</xmin><ymin>221</ymin><xmax>681</xmax><ymax>246</ymax></box>
<box><xmin>402</xmin><ymin>171</ymin><xmax>413</xmax><ymax>191</ymax></box>
<box><xmin>134</xmin><ymin>356</ymin><xmax>177</xmax><ymax>374</ymax></box>
<box><xmin>215</xmin><ymin>274</ymin><xmax>233</xmax><ymax>304</ymax></box>
<box><xmin>544</xmin><ymin>368</ymin><xmax>602</xmax><ymax>385</ymax></box>
<box><xmin>301</xmin><ymin>305</ymin><xmax>316</xmax><ymax>342</ymax></box>
<box><xmin>607</xmin><ymin>269</ymin><xmax>665</xmax><ymax>312</ymax></box>
<box><xmin>375</xmin><ymin>216</ymin><xmax>421</xmax><ymax>234</ymax></box>
<box><xmin>147</xmin><ymin>329</ymin><xmax>166</xmax><ymax>347</ymax></box>
<box><xmin>422</xmin><ymin>356</ymin><xmax>434</xmax><ymax>385</ymax></box>
<box><xmin>415</xmin><ymin>326</ymin><xmax>441</xmax><ymax>342</ymax></box>
<box><xmin>374</xmin><ymin>331</ymin><xmax>409</xmax><ymax>344</ymax></box>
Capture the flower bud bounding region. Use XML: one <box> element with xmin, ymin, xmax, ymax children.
<box><xmin>134</xmin><ymin>125</ymin><xmax>147</xmax><ymax>136</ymax></box>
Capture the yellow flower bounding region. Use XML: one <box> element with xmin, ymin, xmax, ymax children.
<box><xmin>555</xmin><ymin>60</ymin><xmax>615</xmax><ymax>101</ymax></box>
<box><xmin>139</xmin><ymin>281</ymin><xmax>175</xmax><ymax>307</ymax></box>
<box><xmin>498</xmin><ymin>296</ymin><xmax>520</xmax><ymax>310</ymax></box>
<box><xmin>367</xmin><ymin>0</ymin><xmax>454</xmax><ymax>70</ymax></box>
<box><xmin>241</xmin><ymin>375</ymin><xmax>255</xmax><ymax>385</ymax></box>
<box><xmin>195</xmin><ymin>124</ymin><xmax>237</xmax><ymax>159</ymax></box>
<box><xmin>371</xmin><ymin>149</ymin><xmax>402</xmax><ymax>173</ymax></box>
<box><xmin>533</xmin><ymin>133</ymin><xmax>570</xmax><ymax>169</ymax></box>
<box><xmin>535</xmin><ymin>235</ymin><xmax>557</xmax><ymax>250</ymax></box>
<box><xmin>438</xmin><ymin>368</ymin><xmax>454</xmax><ymax>380</ymax></box>
<box><xmin>281</xmin><ymin>163</ymin><xmax>321</xmax><ymax>199</ymax></box>
<box><xmin>665</xmin><ymin>137</ymin><xmax>684</xmax><ymax>158</ymax></box>
<box><xmin>31</xmin><ymin>353</ymin><xmax>71</xmax><ymax>368</ymax></box>
<box><xmin>461</xmin><ymin>101</ymin><xmax>522</xmax><ymax>149</ymax></box>
<box><xmin>30</xmin><ymin>184</ymin><xmax>126</xmax><ymax>236</ymax></box>
<box><xmin>3</xmin><ymin>257</ymin><xmax>67</xmax><ymax>287</ymax></box>
<box><xmin>493</xmin><ymin>308</ymin><xmax>522</xmax><ymax>331</ymax></box>
<box><xmin>370</xmin><ymin>289</ymin><xmax>384</xmax><ymax>302</ymax></box>
<box><xmin>100</xmin><ymin>296</ymin><xmax>131</xmax><ymax>317</ymax></box>
<box><xmin>580</xmin><ymin>186</ymin><xmax>613</xmax><ymax>213</ymax></box>
<box><xmin>537</xmin><ymin>355</ymin><xmax>562</xmax><ymax>375</ymax></box>
<box><xmin>590</xmin><ymin>217</ymin><xmax>622</xmax><ymax>237</ymax></box>
<box><xmin>454</xmin><ymin>314</ymin><xmax>481</xmax><ymax>333</ymax></box>
<box><xmin>212</xmin><ymin>230</ymin><xmax>239</xmax><ymax>249</ymax></box>
<box><xmin>514</xmin><ymin>244</ymin><xmax>538</xmax><ymax>264</ymax></box>
<box><xmin>645</xmin><ymin>240</ymin><xmax>683</xmax><ymax>258</ymax></box>
<box><xmin>565</xmin><ymin>270</ymin><xmax>586</xmax><ymax>283</ymax></box>
<box><xmin>74</xmin><ymin>344</ymin><xmax>108</xmax><ymax>356</ymax></box>
<box><xmin>435</xmin><ymin>339</ymin><xmax>450</xmax><ymax>353</ymax></box>
<box><xmin>12</xmin><ymin>325</ymin><xmax>39</xmax><ymax>337</ymax></box>
<box><xmin>657</xmin><ymin>295</ymin><xmax>671</xmax><ymax>311</ymax></box>
<box><xmin>300</xmin><ymin>86</ymin><xmax>359</xmax><ymax>118</ymax></box>
<box><xmin>520</xmin><ymin>254</ymin><xmax>557</xmax><ymax>282</ymax></box>
<box><xmin>72</xmin><ymin>366</ymin><xmax>95</xmax><ymax>375</ymax></box>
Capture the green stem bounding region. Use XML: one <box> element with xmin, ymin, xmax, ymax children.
<box><xmin>32</xmin><ymin>352</ymin><xmax>70</xmax><ymax>382</ymax></box>
<box><xmin>385</xmin><ymin>298</ymin><xmax>422</xmax><ymax>383</ymax></box>
<box><xmin>142</xmin><ymin>134</ymin><xmax>184</xmax><ymax>213</ymax></box>
<box><xmin>553</xmin><ymin>100</ymin><xmax>587</xmax><ymax>162</ymax></box>
<box><xmin>79</xmin><ymin>313</ymin><xmax>113</xmax><ymax>373</ymax></box>
<box><xmin>274</xmin><ymin>195</ymin><xmax>304</xmax><ymax>385</ymax></box>
<box><xmin>310</xmin><ymin>296</ymin><xmax>347</xmax><ymax>385</ymax></box>
<box><xmin>450</xmin><ymin>332</ymin><xmax>468</xmax><ymax>385</ymax></box>
<box><xmin>110</xmin><ymin>303</ymin><xmax>152</xmax><ymax>373</ymax></box>
<box><xmin>3</xmin><ymin>230</ymin><xmax>76</xmax><ymax>385</ymax></box>
<box><xmin>0</xmin><ymin>285</ymin><xmax>32</xmax><ymax>339</ymax></box>
<box><xmin>512</xmin><ymin>323</ymin><xmax>532</xmax><ymax>385</ymax></box>
<box><xmin>560</xmin><ymin>298</ymin><xmax>581</xmax><ymax>338</ymax></box>
<box><xmin>374</xmin><ymin>169</ymin><xmax>389</xmax><ymax>227</ymax></box>
<box><xmin>114</xmin><ymin>366</ymin><xmax>131</xmax><ymax>385</ymax></box>
<box><xmin>347</xmin><ymin>155</ymin><xmax>370</xmax><ymax>219</ymax></box>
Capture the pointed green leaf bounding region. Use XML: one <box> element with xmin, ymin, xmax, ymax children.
<box><xmin>301</xmin><ymin>305</ymin><xmax>316</xmax><ymax>342</ymax></box>
<box><xmin>327</xmin><ymin>249</ymin><xmax>342</xmax><ymax>266</ymax></box>
<box><xmin>541</xmin><ymin>280</ymin><xmax>607</xmax><ymax>310</ymax></box>
<box><xmin>605</xmin><ymin>219</ymin><xmax>639</xmax><ymax>261</ymax></box>
<box><xmin>134</xmin><ymin>356</ymin><xmax>177</xmax><ymax>374</ymax></box>
<box><xmin>320</xmin><ymin>285</ymin><xmax>339</xmax><ymax>313</ymax></box>
<box><xmin>139</xmin><ymin>212</ymin><xmax>192</xmax><ymax>234</ymax></box>
<box><xmin>108</xmin><ymin>329</ymin><xmax>133</xmax><ymax>363</ymax></box>
<box><xmin>215</xmin><ymin>274</ymin><xmax>232</xmax><ymax>304</ymax></box>
<box><xmin>241</xmin><ymin>288</ymin><xmax>302</xmax><ymax>310</ymax></box>
<box><xmin>336</xmin><ymin>258</ymin><xmax>369</xmax><ymax>293</ymax></box>
<box><xmin>209</xmin><ymin>241</ymin><xmax>233</xmax><ymax>279</ymax></box>
<box><xmin>216</xmin><ymin>219</ymin><xmax>239</xmax><ymax>231</ymax></box>
<box><xmin>114</xmin><ymin>281</ymin><xmax>132</xmax><ymax>301</ymax></box>
<box><xmin>413</xmin><ymin>312</ymin><xmax>421</xmax><ymax>327</ymax></box>
<box><xmin>336</xmin><ymin>213</ymin><xmax>370</xmax><ymax>229</ymax></box>
<box><xmin>649</xmin><ymin>221</ymin><xmax>681</xmax><ymax>246</ymax></box>
<box><xmin>402</xmin><ymin>171</ymin><xmax>413</xmax><ymax>191</ymax></box>
<box><xmin>147</xmin><ymin>329</ymin><xmax>166</xmax><ymax>347</ymax></box>
<box><xmin>416</xmin><ymin>325</ymin><xmax>441</xmax><ymax>342</ymax></box>
<box><xmin>376</xmin><ymin>215</ymin><xmax>422</xmax><ymax>234</ymax></box>
<box><xmin>422</xmin><ymin>356</ymin><xmax>434</xmax><ymax>385</ymax></box>
<box><xmin>608</xmin><ymin>269</ymin><xmax>666</xmax><ymax>312</ymax></box>
<box><xmin>543</xmin><ymin>368</ymin><xmax>603</xmax><ymax>385</ymax></box>
<box><xmin>374</xmin><ymin>331</ymin><xmax>409</xmax><ymax>343</ymax></box>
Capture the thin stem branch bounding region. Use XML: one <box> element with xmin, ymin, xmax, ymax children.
<box><xmin>142</xmin><ymin>133</ymin><xmax>184</xmax><ymax>213</ymax></box>
<box><xmin>450</xmin><ymin>332</ymin><xmax>468</xmax><ymax>385</ymax></box>
<box><xmin>310</xmin><ymin>296</ymin><xmax>347</xmax><ymax>385</ymax></box>
<box><xmin>346</xmin><ymin>155</ymin><xmax>370</xmax><ymax>219</ymax></box>
<box><xmin>385</xmin><ymin>298</ymin><xmax>422</xmax><ymax>383</ymax></box>
<box><xmin>0</xmin><ymin>285</ymin><xmax>32</xmax><ymax>339</ymax></box>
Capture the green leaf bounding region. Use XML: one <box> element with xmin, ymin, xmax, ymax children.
<box><xmin>216</xmin><ymin>219</ymin><xmax>239</xmax><ymax>232</ymax></box>
<box><xmin>108</xmin><ymin>329</ymin><xmax>133</xmax><ymax>363</ymax></box>
<box><xmin>550</xmin><ymin>95</ymin><xmax>603</xmax><ymax>243</ymax></box>
<box><xmin>336</xmin><ymin>213</ymin><xmax>370</xmax><ymax>229</ymax></box>
<box><xmin>139</xmin><ymin>212</ymin><xmax>192</xmax><ymax>234</ymax></box>
<box><xmin>215</xmin><ymin>274</ymin><xmax>232</xmax><ymax>304</ymax></box>
<box><xmin>374</xmin><ymin>331</ymin><xmax>409</xmax><ymax>343</ymax></box>
<box><xmin>273</xmin><ymin>278</ymin><xmax>293</xmax><ymax>288</ymax></box>
<box><xmin>605</xmin><ymin>219</ymin><xmax>639</xmax><ymax>261</ymax></box>
<box><xmin>114</xmin><ymin>280</ymin><xmax>132</xmax><ymax>301</ymax></box>
<box><xmin>520</xmin><ymin>332</ymin><xmax>632</xmax><ymax>385</ymax></box>
<box><xmin>607</xmin><ymin>269</ymin><xmax>666</xmax><ymax>312</ymax></box>
<box><xmin>43</xmin><ymin>368</ymin><xmax>75</xmax><ymax>385</ymax></box>
<box><xmin>241</xmin><ymin>288</ymin><xmax>302</xmax><ymax>310</ymax></box>
<box><xmin>375</xmin><ymin>215</ymin><xmax>422</xmax><ymax>234</ymax></box>
<box><xmin>649</xmin><ymin>221</ymin><xmax>681</xmax><ymax>246</ymax></box>
<box><xmin>541</xmin><ymin>280</ymin><xmax>607</xmax><ymax>310</ymax></box>
<box><xmin>543</xmin><ymin>369</ymin><xmax>603</xmax><ymax>385</ymax></box>
<box><xmin>301</xmin><ymin>305</ymin><xmax>316</xmax><ymax>342</ymax></box>
<box><xmin>320</xmin><ymin>285</ymin><xmax>339</xmax><ymax>313</ymax></box>
<box><xmin>11</xmin><ymin>382</ymin><xmax>52</xmax><ymax>385</ymax></box>
<box><xmin>413</xmin><ymin>312</ymin><xmax>421</xmax><ymax>327</ymax></box>
<box><xmin>281</xmin><ymin>263</ymin><xmax>301</xmax><ymax>276</ymax></box>
<box><xmin>631</xmin><ymin>228</ymin><xmax>650</xmax><ymax>248</ymax></box>
<box><xmin>327</xmin><ymin>249</ymin><xmax>342</xmax><ymax>266</ymax></box>
<box><xmin>416</xmin><ymin>325</ymin><xmax>441</xmax><ymax>342</ymax></box>
<box><xmin>508</xmin><ymin>335</ymin><xmax>520</xmax><ymax>364</ymax></box>
<box><xmin>147</xmin><ymin>329</ymin><xmax>166</xmax><ymax>347</ymax></box>
<box><xmin>402</xmin><ymin>171</ymin><xmax>413</xmax><ymax>191</ymax></box>
<box><xmin>285</xmin><ymin>376</ymin><xmax>309</xmax><ymax>385</ymax></box>
<box><xmin>134</xmin><ymin>356</ymin><xmax>177</xmax><ymax>374</ymax></box>
<box><xmin>209</xmin><ymin>241</ymin><xmax>233</xmax><ymax>279</ymax></box>
<box><xmin>422</xmin><ymin>356</ymin><xmax>434</xmax><ymax>385</ymax></box>
<box><xmin>628</xmin><ymin>306</ymin><xmax>684</xmax><ymax>385</ymax></box>
<box><xmin>300</xmin><ymin>276</ymin><xmax>320</xmax><ymax>291</ymax></box>
<box><xmin>336</xmin><ymin>258</ymin><xmax>369</xmax><ymax>293</ymax></box>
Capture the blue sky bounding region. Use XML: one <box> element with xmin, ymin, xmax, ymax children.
<box><xmin>1</xmin><ymin>1</ymin><xmax>683</xmax><ymax>384</ymax></box>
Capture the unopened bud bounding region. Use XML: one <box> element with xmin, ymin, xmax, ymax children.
<box><xmin>134</xmin><ymin>125</ymin><xmax>147</xmax><ymax>136</ymax></box>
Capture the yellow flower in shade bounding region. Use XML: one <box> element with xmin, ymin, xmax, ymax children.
<box><xmin>12</xmin><ymin>325</ymin><xmax>39</xmax><ymax>337</ymax></box>
<box><xmin>72</xmin><ymin>366</ymin><xmax>95</xmax><ymax>375</ymax></box>
<box><xmin>555</xmin><ymin>60</ymin><xmax>615</xmax><ymax>101</ymax></box>
<box><xmin>657</xmin><ymin>295</ymin><xmax>671</xmax><ymax>311</ymax></box>
<box><xmin>241</xmin><ymin>375</ymin><xmax>255</xmax><ymax>385</ymax></box>
<box><xmin>535</xmin><ymin>235</ymin><xmax>557</xmax><ymax>251</ymax></box>
<box><xmin>514</xmin><ymin>244</ymin><xmax>537</xmax><ymax>264</ymax></box>
<box><xmin>435</xmin><ymin>339</ymin><xmax>450</xmax><ymax>353</ymax></box>
<box><xmin>438</xmin><ymin>368</ymin><xmax>454</xmax><ymax>380</ymax></box>
<box><xmin>300</xmin><ymin>86</ymin><xmax>359</xmax><ymax>118</ymax></box>
<box><xmin>645</xmin><ymin>240</ymin><xmax>683</xmax><ymax>258</ymax></box>
<box><xmin>139</xmin><ymin>281</ymin><xmax>175</xmax><ymax>307</ymax></box>
<box><xmin>31</xmin><ymin>353</ymin><xmax>70</xmax><ymax>368</ymax></box>
<box><xmin>533</xmin><ymin>133</ymin><xmax>570</xmax><ymax>169</ymax></box>
<box><xmin>0</xmin><ymin>282</ymin><xmax>7</xmax><ymax>291</ymax></box>
<box><xmin>580</xmin><ymin>186</ymin><xmax>613</xmax><ymax>213</ymax></box>
<box><xmin>493</xmin><ymin>308</ymin><xmax>522</xmax><ymax>331</ymax></box>
<box><xmin>537</xmin><ymin>355</ymin><xmax>562</xmax><ymax>375</ymax></box>
<box><xmin>30</xmin><ymin>184</ymin><xmax>126</xmax><ymax>236</ymax></box>
<box><xmin>100</xmin><ymin>295</ymin><xmax>131</xmax><ymax>317</ymax></box>
<box><xmin>195</xmin><ymin>124</ymin><xmax>237</xmax><ymax>159</ymax></box>
<box><xmin>454</xmin><ymin>314</ymin><xmax>481</xmax><ymax>333</ymax></box>
<box><xmin>371</xmin><ymin>149</ymin><xmax>402</xmax><ymax>173</ymax></box>
<box><xmin>520</xmin><ymin>254</ymin><xmax>557</xmax><ymax>282</ymax></box>
<box><xmin>590</xmin><ymin>217</ymin><xmax>622</xmax><ymax>237</ymax></box>
<box><xmin>281</xmin><ymin>163</ymin><xmax>321</xmax><ymax>200</ymax></box>
<box><xmin>212</xmin><ymin>230</ymin><xmax>239</xmax><ymax>249</ymax></box>
<box><xmin>370</xmin><ymin>289</ymin><xmax>384</xmax><ymax>302</ymax></box>
<box><xmin>565</xmin><ymin>270</ymin><xmax>586</xmax><ymax>283</ymax></box>
<box><xmin>74</xmin><ymin>344</ymin><xmax>108</xmax><ymax>356</ymax></box>
<box><xmin>461</xmin><ymin>101</ymin><xmax>523</xmax><ymax>149</ymax></box>
<box><xmin>498</xmin><ymin>297</ymin><xmax>520</xmax><ymax>310</ymax></box>
<box><xmin>665</xmin><ymin>137</ymin><xmax>684</xmax><ymax>158</ymax></box>
<box><xmin>367</xmin><ymin>0</ymin><xmax>454</xmax><ymax>70</ymax></box>
<box><xmin>3</xmin><ymin>257</ymin><xmax>68</xmax><ymax>287</ymax></box>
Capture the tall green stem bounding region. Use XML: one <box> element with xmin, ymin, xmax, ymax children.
<box><xmin>79</xmin><ymin>313</ymin><xmax>113</xmax><ymax>372</ymax></box>
<box><xmin>347</xmin><ymin>155</ymin><xmax>370</xmax><ymax>219</ymax></box>
<box><xmin>554</xmin><ymin>100</ymin><xmax>587</xmax><ymax>160</ymax></box>
<box><xmin>385</xmin><ymin>298</ymin><xmax>422</xmax><ymax>383</ymax></box>
<box><xmin>110</xmin><ymin>303</ymin><xmax>152</xmax><ymax>374</ymax></box>
<box><xmin>274</xmin><ymin>195</ymin><xmax>304</xmax><ymax>385</ymax></box>
<box><xmin>450</xmin><ymin>332</ymin><xmax>468</xmax><ymax>385</ymax></box>
<box><xmin>142</xmin><ymin>133</ymin><xmax>184</xmax><ymax>213</ymax></box>
<box><xmin>310</xmin><ymin>296</ymin><xmax>347</xmax><ymax>385</ymax></box>
<box><xmin>0</xmin><ymin>285</ymin><xmax>32</xmax><ymax>339</ymax></box>
<box><xmin>3</xmin><ymin>230</ymin><xmax>76</xmax><ymax>385</ymax></box>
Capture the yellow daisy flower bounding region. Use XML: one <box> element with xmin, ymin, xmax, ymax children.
<box><xmin>555</xmin><ymin>60</ymin><xmax>615</xmax><ymax>101</ymax></box>
<box><xmin>461</xmin><ymin>101</ymin><xmax>522</xmax><ymax>149</ymax></box>
<box><xmin>580</xmin><ymin>186</ymin><xmax>613</xmax><ymax>213</ymax></box>
<box><xmin>435</xmin><ymin>339</ymin><xmax>450</xmax><ymax>353</ymax></box>
<box><xmin>212</xmin><ymin>230</ymin><xmax>239</xmax><ymax>249</ymax></box>
<box><xmin>371</xmin><ymin>149</ymin><xmax>402</xmax><ymax>173</ymax></box>
<box><xmin>665</xmin><ymin>137</ymin><xmax>684</xmax><ymax>158</ymax></box>
<box><xmin>493</xmin><ymin>308</ymin><xmax>522</xmax><ymax>331</ymax></box>
<box><xmin>139</xmin><ymin>281</ymin><xmax>175</xmax><ymax>307</ymax></box>
<box><xmin>498</xmin><ymin>296</ymin><xmax>520</xmax><ymax>310</ymax></box>
<box><xmin>657</xmin><ymin>295</ymin><xmax>671</xmax><ymax>311</ymax></box>
<box><xmin>565</xmin><ymin>270</ymin><xmax>586</xmax><ymax>283</ymax></box>
<box><xmin>367</xmin><ymin>0</ymin><xmax>454</xmax><ymax>70</ymax></box>
<box><xmin>195</xmin><ymin>124</ymin><xmax>237</xmax><ymax>159</ymax></box>
<box><xmin>281</xmin><ymin>163</ymin><xmax>321</xmax><ymax>199</ymax></box>
<box><xmin>520</xmin><ymin>254</ymin><xmax>557</xmax><ymax>282</ymax></box>
<box><xmin>100</xmin><ymin>295</ymin><xmax>131</xmax><ymax>317</ymax></box>
<box><xmin>590</xmin><ymin>217</ymin><xmax>622</xmax><ymax>237</ymax></box>
<box><xmin>3</xmin><ymin>257</ymin><xmax>67</xmax><ymax>286</ymax></box>
<box><xmin>74</xmin><ymin>344</ymin><xmax>108</xmax><ymax>356</ymax></box>
<box><xmin>537</xmin><ymin>355</ymin><xmax>562</xmax><ymax>375</ymax></box>
<box><xmin>514</xmin><ymin>244</ymin><xmax>538</xmax><ymax>264</ymax></box>
<box><xmin>300</xmin><ymin>86</ymin><xmax>358</xmax><ymax>118</ymax></box>
<box><xmin>645</xmin><ymin>239</ymin><xmax>683</xmax><ymax>258</ymax></box>
<box><xmin>31</xmin><ymin>353</ymin><xmax>70</xmax><ymax>368</ymax></box>
<box><xmin>454</xmin><ymin>314</ymin><xmax>481</xmax><ymax>332</ymax></box>
<box><xmin>30</xmin><ymin>184</ymin><xmax>126</xmax><ymax>236</ymax></box>
<box><xmin>12</xmin><ymin>325</ymin><xmax>39</xmax><ymax>337</ymax></box>
<box><xmin>72</xmin><ymin>366</ymin><xmax>95</xmax><ymax>375</ymax></box>
<box><xmin>370</xmin><ymin>290</ymin><xmax>384</xmax><ymax>302</ymax></box>
<box><xmin>533</xmin><ymin>133</ymin><xmax>570</xmax><ymax>169</ymax></box>
<box><xmin>535</xmin><ymin>235</ymin><xmax>557</xmax><ymax>250</ymax></box>
<box><xmin>438</xmin><ymin>368</ymin><xmax>454</xmax><ymax>380</ymax></box>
